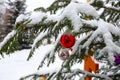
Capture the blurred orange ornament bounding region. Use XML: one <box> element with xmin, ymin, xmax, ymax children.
<box><xmin>39</xmin><ymin>76</ymin><xmax>46</xmax><ymax>80</ymax></box>
<box><xmin>84</xmin><ymin>55</ymin><xmax>99</xmax><ymax>80</ymax></box>
<box><xmin>87</xmin><ymin>0</ymin><xmax>91</xmax><ymax>2</ymax></box>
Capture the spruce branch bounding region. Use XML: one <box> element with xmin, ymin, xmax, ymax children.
<box><xmin>103</xmin><ymin>5</ymin><xmax>120</xmax><ymax>12</ymax></box>
<box><xmin>20</xmin><ymin>68</ymin><xmax>112</xmax><ymax>80</ymax></box>
<box><xmin>108</xmin><ymin>72</ymin><xmax>120</xmax><ymax>78</ymax></box>
<box><xmin>27</xmin><ymin>30</ymin><xmax>49</xmax><ymax>60</ymax></box>
<box><xmin>66</xmin><ymin>69</ymin><xmax>112</xmax><ymax>80</ymax></box>
<box><xmin>92</xmin><ymin>0</ymin><xmax>120</xmax><ymax>12</ymax></box>
<box><xmin>20</xmin><ymin>73</ymin><xmax>49</xmax><ymax>80</ymax></box>
<box><xmin>0</xmin><ymin>20</ymin><xmax>30</xmax><ymax>56</ymax></box>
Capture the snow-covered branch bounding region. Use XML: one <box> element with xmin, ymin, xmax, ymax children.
<box><xmin>59</xmin><ymin>1</ymin><xmax>99</xmax><ymax>32</ymax></box>
<box><xmin>16</xmin><ymin>12</ymin><xmax>47</xmax><ymax>26</ymax></box>
<box><xmin>20</xmin><ymin>73</ymin><xmax>47</xmax><ymax>80</ymax></box>
<box><xmin>103</xmin><ymin>5</ymin><xmax>120</xmax><ymax>12</ymax></box>
<box><xmin>66</xmin><ymin>69</ymin><xmax>112</xmax><ymax>80</ymax></box>
<box><xmin>108</xmin><ymin>72</ymin><xmax>120</xmax><ymax>78</ymax></box>
<box><xmin>0</xmin><ymin>30</ymin><xmax>16</xmax><ymax>50</ymax></box>
<box><xmin>20</xmin><ymin>68</ymin><xmax>112</xmax><ymax>80</ymax></box>
<box><xmin>91</xmin><ymin>0</ymin><xmax>120</xmax><ymax>12</ymax></box>
<box><xmin>78</xmin><ymin>19</ymin><xmax>120</xmax><ymax>64</ymax></box>
<box><xmin>72</xmin><ymin>32</ymin><xmax>93</xmax><ymax>55</ymax></box>
<box><xmin>16</xmin><ymin>1</ymin><xmax>99</xmax><ymax>32</ymax></box>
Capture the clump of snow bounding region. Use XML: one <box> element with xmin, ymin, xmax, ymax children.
<box><xmin>16</xmin><ymin>11</ymin><xmax>47</xmax><ymax>26</ymax></box>
<box><xmin>15</xmin><ymin>14</ymin><xmax>28</xmax><ymax>24</ymax></box>
<box><xmin>59</xmin><ymin>2</ymin><xmax>99</xmax><ymax>32</ymax></box>
<box><xmin>82</xmin><ymin>19</ymin><xmax>98</xmax><ymax>28</ymax></box>
<box><xmin>29</xmin><ymin>12</ymin><xmax>47</xmax><ymax>25</ymax></box>
<box><xmin>45</xmin><ymin>14</ymin><xmax>61</xmax><ymax>23</ymax></box>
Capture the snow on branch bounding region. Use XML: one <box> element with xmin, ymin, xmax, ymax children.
<box><xmin>106</xmin><ymin>65</ymin><xmax>120</xmax><ymax>77</ymax></box>
<box><xmin>27</xmin><ymin>30</ymin><xmax>49</xmax><ymax>60</ymax></box>
<box><xmin>20</xmin><ymin>68</ymin><xmax>112</xmax><ymax>80</ymax></box>
<box><xmin>16</xmin><ymin>1</ymin><xmax>99</xmax><ymax>32</ymax></box>
<box><xmin>16</xmin><ymin>12</ymin><xmax>47</xmax><ymax>26</ymax></box>
<box><xmin>103</xmin><ymin>5</ymin><xmax>120</xmax><ymax>12</ymax></box>
<box><xmin>59</xmin><ymin>1</ymin><xmax>99</xmax><ymax>32</ymax></box>
<box><xmin>32</xmin><ymin>30</ymin><xmax>49</xmax><ymax>49</ymax></box>
<box><xmin>0</xmin><ymin>30</ymin><xmax>16</xmax><ymax>50</ymax></box>
<box><xmin>90</xmin><ymin>0</ymin><xmax>120</xmax><ymax>12</ymax></box>
<box><xmin>108</xmin><ymin>72</ymin><xmax>120</xmax><ymax>78</ymax></box>
<box><xmin>66</xmin><ymin>69</ymin><xmax>112</xmax><ymax>80</ymax></box>
<box><xmin>29</xmin><ymin>28</ymin><xmax>65</xmax><ymax>68</ymax></box>
<box><xmin>81</xmin><ymin>20</ymin><xmax>120</xmax><ymax>64</ymax></box>
<box><xmin>72</xmin><ymin>32</ymin><xmax>93</xmax><ymax>55</ymax></box>
<box><xmin>40</xmin><ymin>30</ymin><xmax>65</xmax><ymax>67</ymax></box>
<box><xmin>49</xmin><ymin>31</ymin><xmax>64</xmax><ymax>58</ymax></box>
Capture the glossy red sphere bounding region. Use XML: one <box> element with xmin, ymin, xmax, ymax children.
<box><xmin>60</xmin><ymin>33</ymin><xmax>75</xmax><ymax>48</ymax></box>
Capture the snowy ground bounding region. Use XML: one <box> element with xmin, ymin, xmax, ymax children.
<box><xmin>0</xmin><ymin>45</ymin><xmax>56</xmax><ymax>80</ymax></box>
<box><xmin>0</xmin><ymin>45</ymin><xmax>84</xmax><ymax>80</ymax></box>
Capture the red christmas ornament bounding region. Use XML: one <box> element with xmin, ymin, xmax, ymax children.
<box><xmin>60</xmin><ymin>33</ymin><xmax>75</xmax><ymax>48</ymax></box>
<box><xmin>58</xmin><ymin>49</ymin><xmax>69</xmax><ymax>60</ymax></box>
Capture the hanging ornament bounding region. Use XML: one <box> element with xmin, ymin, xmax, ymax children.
<box><xmin>84</xmin><ymin>55</ymin><xmax>99</xmax><ymax>80</ymax></box>
<box><xmin>114</xmin><ymin>54</ymin><xmax>120</xmax><ymax>65</ymax></box>
<box><xmin>58</xmin><ymin>49</ymin><xmax>69</xmax><ymax>61</ymax></box>
<box><xmin>95</xmin><ymin>49</ymin><xmax>100</xmax><ymax>57</ymax></box>
<box><xmin>60</xmin><ymin>32</ymin><xmax>75</xmax><ymax>49</ymax></box>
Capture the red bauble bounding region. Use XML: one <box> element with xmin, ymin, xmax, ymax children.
<box><xmin>60</xmin><ymin>33</ymin><xmax>75</xmax><ymax>48</ymax></box>
<box><xmin>59</xmin><ymin>49</ymin><xmax>69</xmax><ymax>60</ymax></box>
